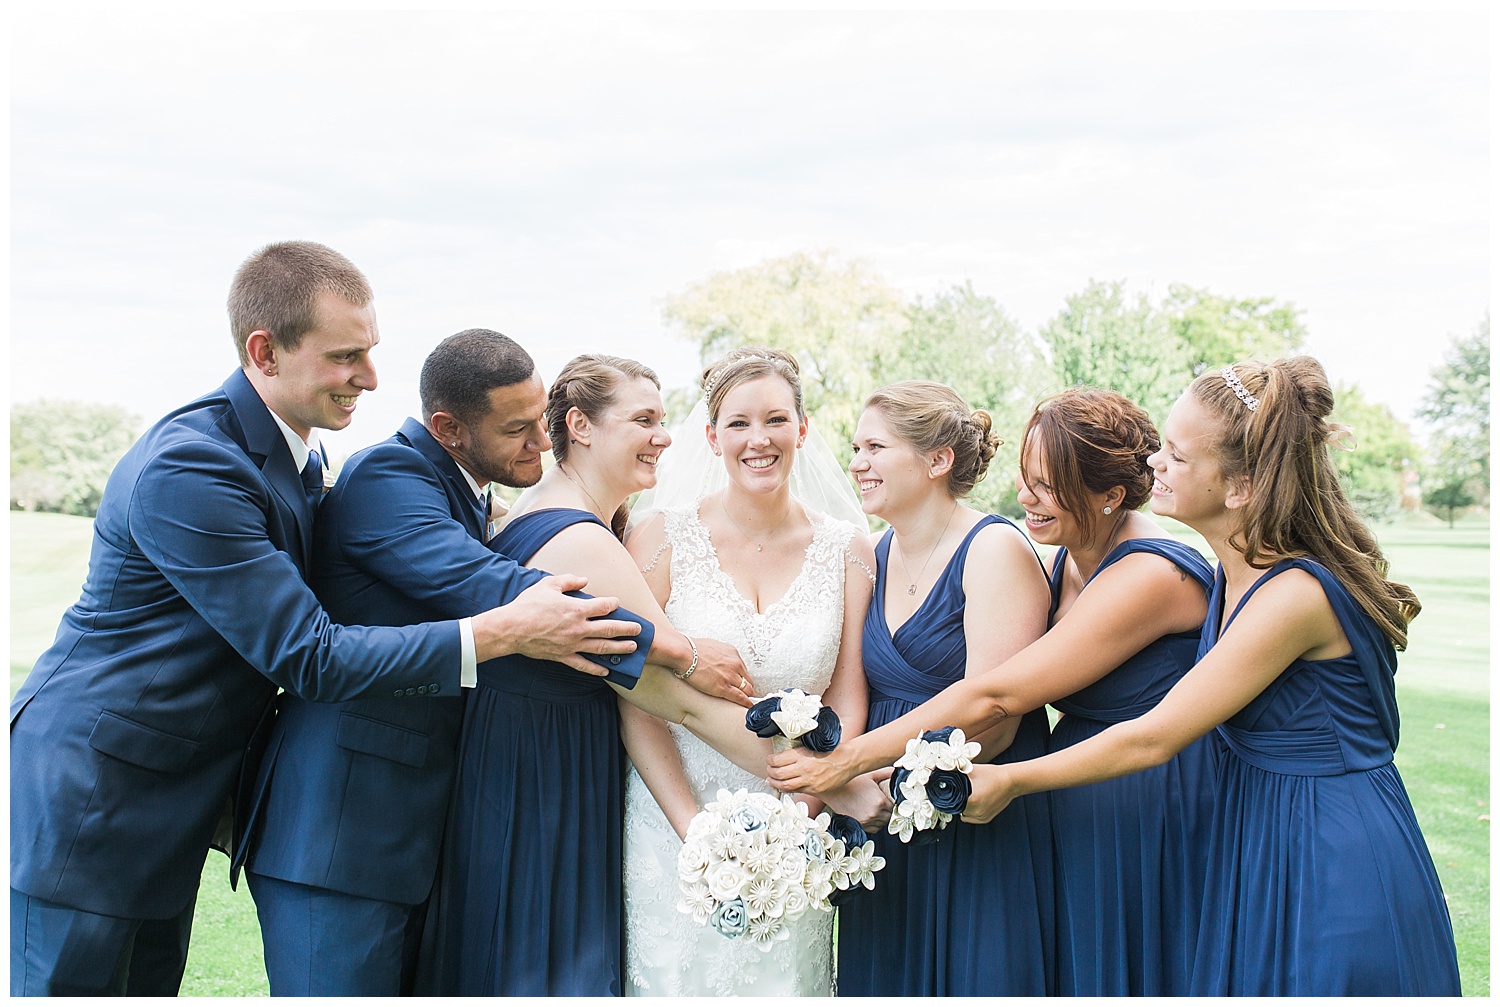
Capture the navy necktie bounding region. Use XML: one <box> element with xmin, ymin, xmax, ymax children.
<box><xmin>301</xmin><ymin>449</ymin><xmax>323</xmax><ymax>502</ymax></box>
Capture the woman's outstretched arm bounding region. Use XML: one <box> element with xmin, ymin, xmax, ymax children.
<box><xmin>767</xmin><ymin>548</ymin><xmax>1208</xmax><ymax>794</ymax></box>
<box><xmin>960</xmin><ymin>567</ymin><xmax>1345</xmax><ymax>823</ymax></box>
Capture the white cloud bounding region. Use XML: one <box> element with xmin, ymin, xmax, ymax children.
<box><xmin>9</xmin><ymin>9</ymin><xmax>1488</xmax><ymax>449</ymax></box>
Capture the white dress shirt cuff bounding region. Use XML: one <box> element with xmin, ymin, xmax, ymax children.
<box><xmin>459</xmin><ymin>617</ymin><xmax>478</xmax><ymax>688</ymax></box>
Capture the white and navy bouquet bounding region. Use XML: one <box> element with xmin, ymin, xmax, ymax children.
<box><xmin>676</xmin><ymin>789</ymin><xmax>885</xmax><ymax>948</ymax></box>
<box><xmin>887</xmin><ymin>727</ymin><xmax>980</xmax><ymax>844</ymax></box>
<box><xmin>744</xmin><ymin>687</ymin><xmax>842</xmax><ymax>753</ymax></box>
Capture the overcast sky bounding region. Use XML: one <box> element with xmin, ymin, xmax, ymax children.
<box><xmin>9</xmin><ymin>10</ymin><xmax>1489</xmax><ymax>459</ymax></box>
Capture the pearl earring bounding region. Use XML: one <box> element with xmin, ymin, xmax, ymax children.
<box><xmin>1102</xmin><ymin>505</ymin><xmax>1113</xmax><ymax>515</ymax></box>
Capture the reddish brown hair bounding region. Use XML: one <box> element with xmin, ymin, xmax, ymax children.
<box><xmin>1020</xmin><ymin>387</ymin><xmax>1159</xmax><ymax>543</ymax></box>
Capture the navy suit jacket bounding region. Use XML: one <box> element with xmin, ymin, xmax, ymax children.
<box><xmin>244</xmin><ymin>418</ymin><xmax>559</xmax><ymax>905</ymax></box>
<box><xmin>10</xmin><ymin>372</ymin><xmax>461</xmax><ymax>920</ymax></box>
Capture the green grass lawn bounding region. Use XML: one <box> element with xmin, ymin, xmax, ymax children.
<box><xmin>9</xmin><ymin>510</ymin><xmax>1491</xmax><ymax>995</ymax></box>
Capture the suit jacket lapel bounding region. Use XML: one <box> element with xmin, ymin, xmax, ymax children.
<box><xmin>224</xmin><ymin>369</ymin><xmax>315</xmax><ymax>569</ymax></box>
<box><xmin>398</xmin><ymin>417</ymin><xmax>486</xmax><ymax>542</ymax></box>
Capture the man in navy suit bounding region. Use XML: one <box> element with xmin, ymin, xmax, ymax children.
<box><xmin>9</xmin><ymin>243</ymin><xmax>645</xmax><ymax>997</ymax></box>
<box><xmin>243</xmin><ymin>329</ymin><xmax>754</xmax><ymax>995</ymax></box>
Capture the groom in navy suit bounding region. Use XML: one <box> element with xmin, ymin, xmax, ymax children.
<box><xmin>9</xmin><ymin>244</ymin><xmax>644</xmax><ymax>997</ymax></box>
<box><xmin>243</xmin><ymin>329</ymin><xmax>555</xmax><ymax>995</ymax></box>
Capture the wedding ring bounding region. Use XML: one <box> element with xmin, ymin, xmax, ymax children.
<box><xmin>739</xmin><ymin>676</ymin><xmax>748</xmax><ymax>691</ymax></box>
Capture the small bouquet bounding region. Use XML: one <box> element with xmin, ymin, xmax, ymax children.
<box><xmin>677</xmin><ymin>789</ymin><xmax>886</xmax><ymax>948</ymax></box>
<box><xmin>744</xmin><ymin>688</ymin><xmax>842</xmax><ymax>753</ymax></box>
<box><xmin>886</xmin><ymin>727</ymin><xmax>980</xmax><ymax>844</ymax></box>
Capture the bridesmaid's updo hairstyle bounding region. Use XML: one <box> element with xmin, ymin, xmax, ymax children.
<box><xmin>863</xmin><ymin>381</ymin><xmax>1000</xmax><ymax>499</ymax></box>
<box><xmin>547</xmin><ymin>353</ymin><xmax>661</xmax><ymax>539</ymax></box>
<box><xmin>1190</xmin><ymin>356</ymin><xmax>1419</xmax><ymax>648</ymax></box>
<box><xmin>701</xmin><ymin>346</ymin><xmax>805</xmax><ymax>424</ymax></box>
<box><xmin>1021</xmin><ymin>388</ymin><xmax>1159</xmax><ymax>543</ymax></box>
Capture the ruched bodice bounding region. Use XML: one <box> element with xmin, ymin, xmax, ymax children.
<box><xmin>1206</xmin><ymin>558</ymin><xmax>1395</xmax><ymax>774</ymax></box>
<box><xmin>863</xmin><ymin>516</ymin><xmax>1005</xmax><ymax>709</ymax></box>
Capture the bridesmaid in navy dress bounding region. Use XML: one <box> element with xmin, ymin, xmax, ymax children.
<box><xmin>833</xmin><ymin>381</ymin><xmax>1055</xmax><ymax>996</ymax></box>
<box><xmin>771</xmin><ymin>387</ymin><xmax>1218</xmax><ymax>995</ymax></box>
<box><xmin>959</xmin><ymin>357</ymin><xmax>1462</xmax><ymax>995</ymax></box>
<box><xmin>423</xmin><ymin>355</ymin><xmax>772</xmax><ymax>995</ymax></box>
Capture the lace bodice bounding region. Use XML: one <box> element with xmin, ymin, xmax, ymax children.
<box><xmin>658</xmin><ymin>505</ymin><xmax>856</xmax><ymax>792</ymax></box>
<box><xmin>623</xmin><ymin>504</ymin><xmax>863</xmax><ymax>996</ymax></box>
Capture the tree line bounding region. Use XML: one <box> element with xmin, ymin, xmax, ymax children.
<box><xmin>7</xmin><ymin>255</ymin><xmax>1489</xmax><ymax>525</ymax></box>
<box><xmin>661</xmin><ymin>251</ymin><xmax>1488</xmax><ymax>525</ymax></box>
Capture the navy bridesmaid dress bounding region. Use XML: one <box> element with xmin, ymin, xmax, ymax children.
<box><xmin>422</xmin><ymin>509</ymin><xmax>628</xmax><ymax>996</ymax></box>
<box><xmin>1191</xmin><ymin>558</ymin><xmax>1461</xmax><ymax>995</ymax></box>
<box><xmin>1044</xmin><ymin>538</ymin><xmax>1218</xmax><ymax>995</ymax></box>
<box><xmin>837</xmin><ymin>515</ymin><xmax>1055</xmax><ymax>996</ymax></box>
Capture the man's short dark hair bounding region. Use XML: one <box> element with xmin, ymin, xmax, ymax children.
<box><xmin>421</xmin><ymin>329</ymin><xmax>537</xmax><ymax>425</ymax></box>
<box><xmin>227</xmin><ymin>241</ymin><xmax>372</xmax><ymax>366</ymax></box>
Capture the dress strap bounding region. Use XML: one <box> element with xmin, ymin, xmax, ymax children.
<box><xmin>1091</xmin><ymin>537</ymin><xmax>1215</xmax><ymax>593</ymax></box>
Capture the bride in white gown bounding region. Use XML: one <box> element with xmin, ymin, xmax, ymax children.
<box><xmin>621</xmin><ymin>348</ymin><xmax>877</xmax><ymax>996</ymax></box>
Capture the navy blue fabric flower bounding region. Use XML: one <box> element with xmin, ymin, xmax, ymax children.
<box><xmin>825</xmin><ymin>812</ymin><xmax>868</xmax><ymax>850</ymax></box>
<box><xmin>799</xmin><ymin>706</ymin><xmax>843</xmax><ymax>752</ymax></box>
<box><xmin>925</xmin><ymin>768</ymin><xmax>972</xmax><ymax>814</ymax></box>
<box><xmin>744</xmin><ymin>696</ymin><xmax>783</xmax><ymax>738</ymax></box>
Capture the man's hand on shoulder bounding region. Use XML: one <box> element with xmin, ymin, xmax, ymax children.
<box><xmin>470</xmin><ymin>574</ymin><xmax>641</xmax><ymax>675</ymax></box>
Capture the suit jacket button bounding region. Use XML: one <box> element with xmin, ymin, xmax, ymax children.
<box><xmin>429</xmin><ymin>683</ymin><xmax>441</xmax><ymax>693</ymax></box>
<box><xmin>608</xmin><ymin>655</ymin><xmax>621</xmax><ymax>665</ymax></box>
<box><xmin>393</xmin><ymin>689</ymin><xmax>404</xmax><ymax>698</ymax></box>
<box><xmin>405</xmin><ymin>687</ymin><xmax>417</xmax><ymax>697</ymax></box>
<box><xmin>415</xmin><ymin>685</ymin><xmax>427</xmax><ymax>695</ymax></box>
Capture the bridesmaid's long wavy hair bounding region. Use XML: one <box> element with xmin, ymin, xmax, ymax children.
<box><xmin>547</xmin><ymin>353</ymin><xmax>660</xmax><ymax>540</ymax></box>
<box><xmin>1193</xmin><ymin>355</ymin><xmax>1419</xmax><ymax>649</ymax></box>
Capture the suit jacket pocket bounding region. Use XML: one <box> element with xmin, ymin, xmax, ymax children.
<box><xmin>89</xmin><ymin>710</ymin><xmax>201</xmax><ymax>774</ymax></box>
<box><xmin>335</xmin><ymin>712</ymin><xmax>430</xmax><ymax>768</ymax></box>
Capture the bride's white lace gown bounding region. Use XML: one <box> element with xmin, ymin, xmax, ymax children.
<box><xmin>624</xmin><ymin>505</ymin><xmax>862</xmax><ymax>996</ymax></box>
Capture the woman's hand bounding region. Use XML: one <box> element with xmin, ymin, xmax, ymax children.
<box><xmin>957</xmin><ymin>764</ymin><xmax>1016</xmax><ymax>825</ymax></box>
<box><xmin>765</xmin><ymin>743</ymin><xmax>858</xmax><ymax>796</ymax></box>
<box><xmin>685</xmin><ymin>636</ymin><xmax>757</xmax><ymax>708</ymax></box>
<box><xmin>822</xmin><ymin>769</ymin><xmax>893</xmax><ymax>832</ymax></box>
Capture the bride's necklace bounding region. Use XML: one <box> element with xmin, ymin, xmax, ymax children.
<box><xmin>558</xmin><ymin>464</ymin><xmax>610</xmax><ymax>525</ymax></box>
<box><xmin>721</xmin><ymin>497</ymin><xmax>792</xmax><ymax>553</ymax></box>
<box><xmin>894</xmin><ymin>503</ymin><xmax>959</xmax><ymax>596</ymax></box>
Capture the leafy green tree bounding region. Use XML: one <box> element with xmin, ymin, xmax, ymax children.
<box><xmin>882</xmin><ymin>282</ymin><xmax>1045</xmax><ymax>515</ymax></box>
<box><xmin>11</xmin><ymin>400</ymin><xmax>140</xmax><ymax>516</ymax></box>
<box><xmin>1038</xmin><ymin>280</ymin><xmax>1180</xmax><ymax>422</ymax></box>
<box><xmin>662</xmin><ymin>250</ymin><xmax>907</xmax><ymax>454</ymax></box>
<box><xmin>1329</xmin><ymin>383</ymin><xmax>1418</xmax><ymax>524</ymax></box>
<box><xmin>1417</xmin><ymin>315</ymin><xmax>1489</xmax><ymax>521</ymax></box>
<box><xmin>1161</xmin><ymin>284</ymin><xmax>1307</xmax><ymax>378</ymax></box>
<box><xmin>1423</xmin><ymin>456</ymin><xmax>1479</xmax><ymax>527</ymax></box>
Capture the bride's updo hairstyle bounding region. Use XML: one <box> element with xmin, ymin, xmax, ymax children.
<box><xmin>1021</xmin><ymin>388</ymin><xmax>1158</xmax><ymax>543</ymax></box>
<box><xmin>548</xmin><ymin>353</ymin><xmax>661</xmax><ymax>539</ymax></box>
<box><xmin>1192</xmin><ymin>355</ymin><xmax>1419</xmax><ymax>648</ymax></box>
<box><xmin>701</xmin><ymin>346</ymin><xmax>806</xmax><ymax>424</ymax></box>
<box><xmin>863</xmin><ymin>381</ymin><xmax>1000</xmax><ymax>499</ymax></box>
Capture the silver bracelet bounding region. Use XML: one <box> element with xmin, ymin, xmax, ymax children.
<box><xmin>674</xmin><ymin>635</ymin><xmax>699</xmax><ymax>681</ymax></box>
